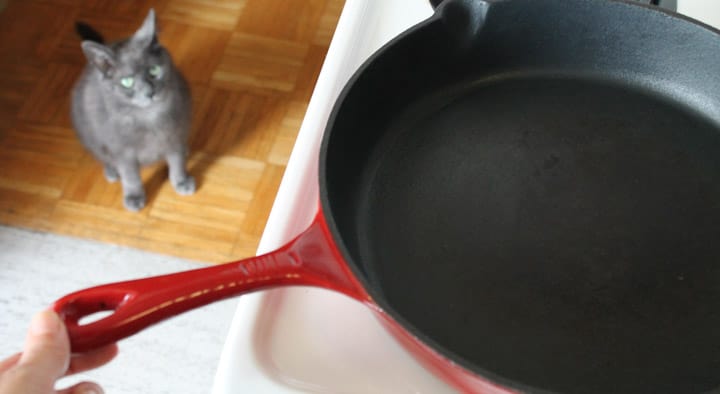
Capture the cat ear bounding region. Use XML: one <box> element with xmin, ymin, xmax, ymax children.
<box><xmin>81</xmin><ymin>41</ymin><xmax>116</xmax><ymax>75</ymax></box>
<box><xmin>131</xmin><ymin>8</ymin><xmax>157</xmax><ymax>48</ymax></box>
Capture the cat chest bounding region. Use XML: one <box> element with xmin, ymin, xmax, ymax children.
<box><xmin>110</xmin><ymin>117</ymin><xmax>184</xmax><ymax>164</ymax></box>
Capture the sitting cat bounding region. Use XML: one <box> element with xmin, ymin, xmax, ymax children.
<box><xmin>71</xmin><ymin>9</ymin><xmax>195</xmax><ymax>211</ymax></box>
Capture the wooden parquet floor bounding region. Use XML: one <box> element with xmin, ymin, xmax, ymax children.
<box><xmin>0</xmin><ymin>0</ymin><xmax>344</xmax><ymax>263</ymax></box>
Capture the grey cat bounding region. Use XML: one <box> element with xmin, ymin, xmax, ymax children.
<box><xmin>71</xmin><ymin>9</ymin><xmax>195</xmax><ymax>212</ymax></box>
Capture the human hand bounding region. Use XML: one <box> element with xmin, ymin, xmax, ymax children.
<box><xmin>0</xmin><ymin>310</ymin><xmax>118</xmax><ymax>394</ymax></box>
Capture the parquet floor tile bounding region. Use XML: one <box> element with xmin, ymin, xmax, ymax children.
<box><xmin>0</xmin><ymin>0</ymin><xmax>345</xmax><ymax>263</ymax></box>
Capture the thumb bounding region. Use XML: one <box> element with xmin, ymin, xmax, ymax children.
<box><xmin>16</xmin><ymin>310</ymin><xmax>71</xmax><ymax>390</ymax></box>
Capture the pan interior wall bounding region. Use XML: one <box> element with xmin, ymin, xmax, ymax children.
<box><xmin>358</xmin><ymin>75</ymin><xmax>720</xmax><ymax>394</ymax></box>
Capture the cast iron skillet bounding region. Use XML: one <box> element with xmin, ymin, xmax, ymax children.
<box><xmin>54</xmin><ymin>1</ymin><xmax>720</xmax><ymax>393</ymax></box>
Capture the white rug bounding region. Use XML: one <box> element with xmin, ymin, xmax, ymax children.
<box><xmin>0</xmin><ymin>225</ymin><xmax>238</xmax><ymax>394</ymax></box>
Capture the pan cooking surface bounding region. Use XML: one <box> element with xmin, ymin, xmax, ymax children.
<box><xmin>358</xmin><ymin>76</ymin><xmax>720</xmax><ymax>393</ymax></box>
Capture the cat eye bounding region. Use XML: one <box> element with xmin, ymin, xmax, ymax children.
<box><xmin>120</xmin><ymin>77</ymin><xmax>135</xmax><ymax>89</ymax></box>
<box><xmin>148</xmin><ymin>65</ymin><xmax>162</xmax><ymax>79</ymax></box>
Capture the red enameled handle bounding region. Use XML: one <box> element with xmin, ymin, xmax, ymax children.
<box><xmin>53</xmin><ymin>214</ymin><xmax>365</xmax><ymax>353</ymax></box>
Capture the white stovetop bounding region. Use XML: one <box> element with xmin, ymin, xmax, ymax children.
<box><xmin>212</xmin><ymin>1</ymin><xmax>719</xmax><ymax>393</ymax></box>
<box><xmin>677</xmin><ymin>0</ymin><xmax>720</xmax><ymax>28</ymax></box>
<box><xmin>211</xmin><ymin>1</ymin><xmax>457</xmax><ymax>393</ymax></box>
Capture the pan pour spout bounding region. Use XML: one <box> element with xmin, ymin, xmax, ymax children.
<box><xmin>434</xmin><ymin>0</ymin><xmax>491</xmax><ymax>48</ymax></box>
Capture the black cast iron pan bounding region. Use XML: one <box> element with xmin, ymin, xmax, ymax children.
<box><xmin>321</xmin><ymin>0</ymin><xmax>720</xmax><ymax>392</ymax></box>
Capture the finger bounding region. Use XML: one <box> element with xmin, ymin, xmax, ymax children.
<box><xmin>0</xmin><ymin>353</ymin><xmax>21</xmax><ymax>374</ymax></box>
<box><xmin>57</xmin><ymin>381</ymin><xmax>104</xmax><ymax>394</ymax></box>
<box><xmin>0</xmin><ymin>311</ymin><xmax>71</xmax><ymax>394</ymax></box>
<box><xmin>66</xmin><ymin>344</ymin><xmax>118</xmax><ymax>376</ymax></box>
<box><xmin>17</xmin><ymin>310</ymin><xmax>70</xmax><ymax>381</ymax></box>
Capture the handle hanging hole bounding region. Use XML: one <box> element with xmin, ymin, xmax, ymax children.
<box><xmin>78</xmin><ymin>310</ymin><xmax>115</xmax><ymax>326</ymax></box>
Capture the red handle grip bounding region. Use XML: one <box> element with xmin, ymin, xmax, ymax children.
<box><xmin>53</xmin><ymin>217</ymin><xmax>363</xmax><ymax>353</ymax></box>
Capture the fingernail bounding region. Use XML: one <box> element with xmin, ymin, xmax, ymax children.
<box><xmin>29</xmin><ymin>310</ymin><xmax>61</xmax><ymax>336</ymax></box>
<box><xmin>81</xmin><ymin>386</ymin><xmax>103</xmax><ymax>394</ymax></box>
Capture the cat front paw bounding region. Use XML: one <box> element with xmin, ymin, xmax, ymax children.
<box><xmin>172</xmin><ymin>176</ymin><xmax>196</xmax><ymax>196</ymax></box>
<box><xmin>123</xmin><ymin>193</ymin><xmax>146</xmax><ymax>212</ymax></box>
<box><xmin>104</xmin><ymin>166</ymin><xmax>119</xmax><ymax>183</ymax></box>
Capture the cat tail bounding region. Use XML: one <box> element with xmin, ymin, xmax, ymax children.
<box><xmin>75</xmin><ymin>22</ymin><xmax>104</xmax><ymax>44</ymax></box>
